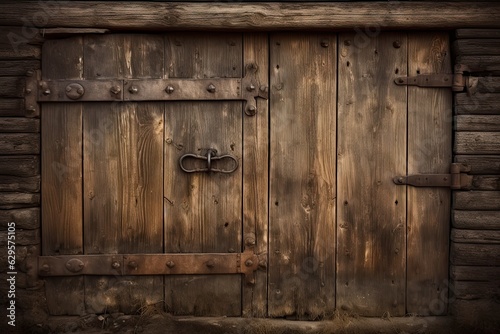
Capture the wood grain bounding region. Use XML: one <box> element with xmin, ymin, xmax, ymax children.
<box><xmin>164</xmin><ymin>33</ymin><xmax>242</xmax><ymax>316</ymax></box>
<box><xmin>337</xmin><ymin>32</ymin><xmax>406</xmax><ymax>316</ymax></box>
<box><xmin>0</xmin><ymin>118</ymin><xmax>40</xmax><ymax>133</ymax></box>
<box><xmin>456</xmin><ymin>29</ymin><xmax>500</xmax><ymax>39</ymax></box>
<box><xmin>407</xmin><ymin>32</ymin><xmax>452</xmax><ymax>316</ymax></box>
<box><xmin>0</xmin><ymin>175</ymin><xmax>39</xmax><ymax>192</ymax></box>
<box><xmin>454</xmin><ymin>132</ymin><xmax>500</xmax><ymax>154</ymax></box>
<box><xmin>454</xmin><ymin>155</ymin><xmax>500</xmax><ymax>174</ymax></box>
<box><xmin>451</xmin><ymin>229</ymin><xmax>500</xmax><ymax>244</ymax></box>
<box><xmin>0</xmin><ymin>98</ymin><xmax>24</xmax><ymax>117</ymax></box>
<box><xmin>0</xmin><ymin>133</ymin><xmax>39</xmax><ymax>154</ymax></box>
<box><xmin>455</xmin><ymin>55</ymin><xmax>500</xmax><ymax>75</ymax></box>
<box><xmin>451</xmin><ymin>243</ymin><xmax>500</xmax><ymax>266</ymax></box>
<box><xmin>455</xmin><ymin>115</ymin><xmax>500</xmax><ymax>131</ymax></box>
<box><xmin>41</xmin><ymin>37</ymin><xmax>85</xmax><ymax>315</ymax></box>
<box><xmin>0</xmin><ymin>60</ymin><xmax>39</xmax><ymax>76</ymax></box>
<box><xmin>0</xmin><ymin>77</ymin><xmax>24</xmax><ymax>97</ymax></box>
<box><xmin>0</xmin><ymin>155</ymin><xmax>39</xmax><ymax>176</ymax></box>
<box><xmin>269</xmin><ymin>33</ymin><xmax>336</xmax><ymax>318</ymax></box>
<box><xmin>453</xmin><ymin>39</ymin><xmax>500</xmax><ymax>55</ymax></box>
<box><xmin>83</xmin><ymin>34</ymin><xmax>164</xmax><ymax>314</ymax></box>
<box><xmin>454</xmin><ymin>191</ymin><xmax>500</xmax><ymax>210</ymax></box>
<box><xmin>451</xmin><ymin>265</ymin><xmax>500</xmax><ymax>281</ymax></box>
<box><xmin>0</xmin><ymin>207</ymin><xmax>39</xmax><ymax>230</ymax></box>
<box><xmin>455</xmin><ymin>93</ymin><xmax>500</xmax><ymax>115</ymax></box>
<box><xmin>0</xmin><ymin>2</ymin><xmax>499</xmax><ymax>29</ymax></box>
<box><xmin>453</xmin><ymin>210</ymin><xmax>500</xmax><ymax>230</ymax></box>
<box><xmin>0</xmin><ymin>27</ymin><xmax>42</xmax><ymax>60</ymax></box>
<box><xmin>242</xmin><ymin>33</ymin><xmax>269</xmax><ymax>317</ymax></box>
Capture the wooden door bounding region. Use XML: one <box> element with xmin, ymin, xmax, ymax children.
<box><xmin>41</xmin><ymin>31</ymin><xmax>450</xmax><ymax>318</ymax></box>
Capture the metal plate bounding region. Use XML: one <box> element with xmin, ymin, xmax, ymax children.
<box><xmin>394</xmin><ymin>74</ymin><xmax>454</xmax><ymax>88</ymax></box>
<box><xmin>37</xmin><ymin>79</ymin><xmax>123</xmax><ymax>102</ymax></box>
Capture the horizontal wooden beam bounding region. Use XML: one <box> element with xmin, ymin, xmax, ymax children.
<box><xmin>0</xmin><ymin>2</ymin><xmax>499</xmax><ymax>30</ymax></box>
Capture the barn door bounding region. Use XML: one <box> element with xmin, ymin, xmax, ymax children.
<box><xmin>40</xmin><ymin>33</ymin><xmax>269</xmax><ymax>316</ymax></box>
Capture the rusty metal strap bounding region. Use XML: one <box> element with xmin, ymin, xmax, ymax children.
<box><xmin>393</xmin><ymin>163</ymin><xmax>472</xmax><ymax>190</ymax></box>
<box><xmin>38</xmin><ymin>251</ymin><xmax>261</xmax><ymax>278</ymax></box>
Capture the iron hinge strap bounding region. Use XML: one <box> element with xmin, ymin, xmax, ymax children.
<box><xmin>393</xmin><ymin>163</ymin><xmax>472</xmax><ymax>190</ymax></box>
<box><xmin>394</xmin><ymin>64</ymin><xmax>478</xmax><ymax>95</ymax></box>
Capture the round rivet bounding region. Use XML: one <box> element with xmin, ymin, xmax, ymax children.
<box><xmin>206</xmin><ymin>260</ymin><xmax>215</xmax><ymax>268</ymax></box>
<box><xmin>245</xmin><ymin>259</ymin><xmax>254</xmax><ymax>267</ymax></box>
<box><xmin>111</xmin><ymin>261</ymin><xmax>121</xmax><ymax>269</ymax></box>
<box><xmin>128</xmin><ymin>86</ymin><xmax>138</xmax><ymax>94</ymax></box>
<box><xmin>398</xmin><ymin>177</ymin><xmax>404</xmax><ymax>184</ymax></box>
<box><xmin>110</xmin><ymin>86</ymin><xmax>121</xmax><ymax>95</ymax></box>
<box><xmin>321</xmin><ymin>40</ymin><xmax>329</xmax><ymax>48</ymax></box>
<box><xmin>25</xmin><ymin>88</ymin><xmax>32</xmax><ymax>94</ymax></box>
<box><xmin>41</xmin><ymin>264</ymin><xmax>50</xmax><ymax>272</ymax></box>
<box><xmin>65</xmin><ymin>83</ymin><xmax>85</xmax><ymax>100</ymax></box>
<box><xmin>393</xmin><ymin>40</ymin><xmax>402</xmax><ymax>49</ymax></box>
<box><xmin>165</xmin><ymin>85</ymin><xmax>175</xmax><ymax>94</ymax></box>
<box><xmin>245</xmin><ymin>105</ymin><xmax>257</xmax><ymax>117</ymax></box>
<box><xmin>166</xmin><ymin>261</ymin><xmax>175</xmax><ymax>268</ymax></box>
<box><xmin>207</xmin><ymin>84</ymin><xmax>216</xmax><ymax>93</ymax></box>
<box><xmin>246</xmin><ymin>84</ymin><xmax>256</xmax><ymax>92</ymax></box>
<box><xmin>344</xmin><ymin>40</ymin><xmax>351</xmax><ymax>46</ymax></box>
<box><xmin>65</xmin><ymin>258</ymin><xmax>84</xmax><ymax>273</ymax></box>
<box><xmin>128</xmin><ymin>261</ymin><xmax>138</xmax><ymax>269</ymax></box>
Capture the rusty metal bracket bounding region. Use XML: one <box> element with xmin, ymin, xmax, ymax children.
<box><xmin>26</xmin><ymin>66</ymin><xmax>268</xmax><ymax>116</ymax></box>
<box><xmin>38</xmin><ymin>249</ymin><xmax>264</xmax><ymax>285</ymax></box>
<box><xmin>394</xmin><ymin>64</ymin><xmax>478</xmax><ymax>95</ymax></box>
<box><xmin>393</xmin><ymin>163</ymin><xmax>472</xmax><ymax>190</ymax></box>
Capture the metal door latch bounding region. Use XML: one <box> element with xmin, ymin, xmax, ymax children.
<box><xmin>393</xmin><ymin>163</ymin><xmax>472</xmax><ymax>190</ymax></box>
<box><xmin>179</xmin><ymin>149</ymin><xmax>239</xmax><ymax>174</ymax></box>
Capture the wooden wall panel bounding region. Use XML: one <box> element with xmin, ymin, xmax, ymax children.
<box><xmin>41</xmin><ymin>37</ymin><xmax>85</xmax><ymax>315</ymax></box>
<box><xmin>83</xmin><ymin>34</ymin><xmax>164</xmax><ymax>314</ymax></box>
<box><xmin>269</xmin><ymin>33</ymin><xmax>336</xmax><ymax>318</ymax></box>
<box><xmin>407</xmin><ymin>32</ymin><xmax>452</xmax><ymax>315</ymax></box>
<box><xmin>164</xmin><ymin>33</ymin><xmax>243</xmax><ymax>316</ymax></box>
<box><xmin>337</xmin><ymin>32</ymin><xmax>407</xmax><ymax>316</ymax></box>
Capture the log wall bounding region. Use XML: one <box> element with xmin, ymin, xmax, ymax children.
<box><xmin>452</xmin><ymin>29</ymin><xmax>500</xmax><ymax>329</ymax></box>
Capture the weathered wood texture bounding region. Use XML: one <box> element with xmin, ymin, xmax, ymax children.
<box><xmin>0</xmin><ymin>175</ymin><xmax>39</xmax><ymax>192</ymax></box>
<box><xmin>454</xmin><ymin>191</ymin><xmax>500</xmax><ymax>210</ymax></box>
<box><xmin>0</xmin><ymin>27</ymin><xmax>42</xmax><ymax>59</ymax></box>
<box><xmin>456</xmin><ymin>55</ymin><xmax>500</xmax><ymax>75</ymax></box>
<box><xmin>0</xmin><ymin>60</ymin><xmax>39</xmax><ymax>76</ymax></box>
<box><xmin>455</xmin><ymin>155</ymin><xmax>500</xmax><ymax>174</ymax></box>
<box><xmin>453</xmin><ymin>39</ymin><xmax>500</xmax><ymax>55</ymax></box>
<box><xmin>0</xmin><ymin>208</ymin><xmax>39</xmax><ymax>230</ymax></box>
<box><xmin>164</xmin><ymin>33</ymin><xmax>242</xmax><ymax>317</ymax></box>
<box><xmin>0</xmin><ymin>134</ymin><xmax>39</xmax><ymax>154</ymax></box>
<box><xmin>242</xmin><ymin>33</ymin><xmax>269</xmax><ymax>318</ymax></box>
<box><xmin>453</xmin><ymin>210</ymin><xmax>500</xmax><ymax>230</ymax></box>
<box><xmin>0</xmin><ymin>155</ymin><xmax>39</xmax><ymax>177</ymax></box>
<box><xmin>454</xmin><ymin>132</ymin><xmax>500</xmax><ymax>154</ymax></box>
<box><xmin>456</xmin><ymin>29</ymin><xmax>500</xmax><ymax>39</ymax></box>
<box><xmin>451</xmin><ymin>243</ymin><xmax>500</xmax><ymax>266</ymax></box>
<box><xmin>451</xmin><ymin>229</ymin><xmax>500</xmax><ymax>244</ymax></box>
<box><xmin>0</xmin><ymin>77</ymin><xmax>25</xmax><ymax>97</ymax></box>
<box><xmin>82</xmin><ymin>34</ymin><xmax>164</xmax><ymax>314</ymax></box>
<box><xmin>0</xmin><ymin>2</ymin><xmax>499</xmax><ymax>29</ymax></box>
<box><xmin>407</xmin><ymin>32</ymin><xmax>452</xmax><ymax>316</ymax></box>
<box><xmin>455</xmin><ymin>115</ymin><xmax>500</xmax><ymax>131</ymax></box>
<box><xmin>337</xmin><ymin>32</ymin><xmax>406</xmax><ymax>316</ymax></box>
<box><xmin>451</xmin><ymin>265</ymin><xmax>500</xmax><ymax>281</ymax></box>
<box><xmin>269</xmin><ymin>33</ymin><xmax>336</xmax><ymax>319</ymax></box>
<box><xmin>41</xmin><ymin>37</ymin><xmax>85</xmax><ymax>316</ymax></box>
<box><xmin>0</xmin><ymin>118</ymin><xmax>40</xmax><ymax>133</ymax></box>
<box><xmin>455</xmin><ymin>94</ymin><xmax>500</xmax><ymax>115</ymax></box>
<box><xmin>0</xmin><ymin>99</ymin><xmax>25</xmax><ymax>117</ymax></box>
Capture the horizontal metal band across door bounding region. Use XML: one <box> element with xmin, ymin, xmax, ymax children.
<box><xmin>38</xmin><ymin>251</ymin><xmax>262</xmax><ymax>281</ymax></box>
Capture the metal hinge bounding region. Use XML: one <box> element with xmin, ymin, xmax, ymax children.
<box><xmin>394</xmin><ymin>64</ymin><xmax>478</xmax><ymax>95</ymax></box>
<box><xmin>25</xmin><ymin>63</ymin><xmax>268</xmax><ymax>117</ymax></box>
<box><xmin>393</xmin><ymin>163</ymin><xmax>472</xmax><ymax>190</ymax></box>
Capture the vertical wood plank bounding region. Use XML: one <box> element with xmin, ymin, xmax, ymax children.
<box><xmin>41</xmin><ymin>37</ymin><xmax>85</xmax><ymax>315</ymax></box>
<box><xmin>269</xmin><ymin>33</ymin><xmax>336</xmax><ymax>318</ymax></box>
<box><xmin>164</xmin><ymin>33</ymin><xmax>243</xmax><ymax>316</ymax></box>
<box><xmin>337</xmin><ymin>32</ymin><xmax>407</xmax><ymax>316</ymax></box>
<box><xmin>407</xmin><ymin>32</ymin><xmax>452</xmax><ymax>315</ymax></box>
<box><xmin>242</xmin><ymin>33</ymin><xmax>269</xmax><ymax>317</ymax></box>
<box><xmin>83</xmin><ymin>34</ymin><xmax>164</xmax><ymax>314</ymax></box>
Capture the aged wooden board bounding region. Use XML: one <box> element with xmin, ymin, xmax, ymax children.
<box><xmin>407</xmin><ymin>32</ymin><xmax>452</xmax><ymax>316</ymax></box>
<box><xmin>0</xmin><ymin>60</ymin><xmax>39</xmax><ymax>76</ymax></box>
<box><xmin>337</xmin><ymin>32</ymin><xmax>406</xmax><ymax>316</ymax></box>
<box><xmin>451</xmin><ymin>243</ymin><xmax>500</xmax><ymax>266</ymax></box>
<box><xmin>453</xmin><ymin>210</ymin><xmax>500</xmax><ymax>230</ymax></box>
<box><xmin>242</xmin><ymin>33</ymin><xmax>269</xmax><ymax>317</ymax></box>
<box><xmin>469</xmin><ymin>176</ymin><xmax>500</xmax><ymax>191</ymax></box>
<box><xmin>83</xmin><ymin>34</ymin><xmax>164</xmax><ymax>314</ymax></box>
<box><xmin>0</xmin><ymin>77</ymin><xmax>24</xmax><ymax>97</ymax></box>
<box><xmin>455</xmin><ymin>155</ymin><xmax>500</xmax><ymax>174</ymax></box>
<box><xmin>0</xmin><ymin>155</ymin><xmax>39</xmax><ymax>176</ymax></box>
<box><xmin>456</xmin><ymin>29</ymin><xmax>500</xmax><ymax>39</ymax></box>
<box><xmin>475</xmin><ymin>77</ymin><xmax>500</xmax><ymax>93</ymax></box>
<box><xmin>455</xmin><ymin>55</ymin><xmax>500</xmax><ymax>75</ymax></box>
<box><xmin>454</xmin><ymin>191</ymin><xmax>500</xmax><ymax>210</ymax></box>
<box><xmin>451</xmin><ymin>265</ymin><xmax>500</xmax><ymax>281</ymax></box>
<box><xmin>454</xmin><ymin>132</ymin><xmax>500</xmax><ymax>154</ymax></box>
<box><xmin>0</xmin><ymin>27</ymin><xmax>42</xmax><ymax>60</ymax></box>
<box><xmin>0</xmin><ymin>208</ymin><xmax>39</xmax><ymax>230</ymax></box>
<box><xmin>0</xmin><ymin>134</ymin><xmax>39</xmax><ymax>154</ymax></box>
<box><xmin>455</xmin><ymin>93</ymin><xmax>500</xmax><ymax>115</ymax></box>
<box><xmin>269</xmin><ymin>33</ymin><xmax>336</xmax><ymax>319</ymax></box>
<box><xmin>0</xmin><ymin>98</ymin><xmax>24</xmax><ymax>117</ymax></box>
<box><xmin>453</xmin><ymin>281</ymin><xmax>500</xmax><ymax>300</ymax></box>
<box><xmin>0</xmin><ymin>2</ymin><xmax>499</xmax><ymax>29</ymax></box>
<box><xmin>0</xmin><ymin>175</ymin><xmax>39</xmax><ymax>192</ymax></box>
<box><xmin>164</xmin><ymin>33</ymin><xmax>242</xmax><ymax>317</ymax></box>
<box><xmin>0</xmin><ymin>118</ymin><xmax>40</xmax><ymax>133</ymax></box>
<box><xmin>451</xmin><ymin>229</ymin><xmax>500</xmax><ymax>244</ymax></box>
<box><xmin>41</xmin><ymin>36</ymin><xmax>85</xmax><ymax>315</ymax></box>
<box><xmin>454</xmin><ymin>39</ymin><xmax>500</xmax><ymax>55</ymax></box>
<box><xmin>455</xmin><ymin>115</ymin><xmax>500</xmax><ymax>131</ymax></box>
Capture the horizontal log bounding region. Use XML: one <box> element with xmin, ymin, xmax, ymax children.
<box><xmin>0</xmin><ymin>117</ymin><xmax>40</xmax><ymax>133</ymax></box>
<box><xmin>474</xmin><ymin>77</ymin><xmax>500</xmax><ymax>94</ymax></box>
<box><xmin>451</xmin><ymin>265</ymin><xmax>500</xmax><ymax>281</ymax></box>
<box><xmin>453</xmin><ymin>39</ymin><xmax>500</xmax><ymax>56</ymax></box>
<box><xmin>0</xmin><ymin>133</ymin><xmax>39</xmax><ymax>154</ymax></box>
<box><xmin>454</xmin><ymin>155</ymin><xmax>500</xmax><ymax>174</ymax></box>
<box><xmin>0</xmin><ymin>2</ymin><xmax>499</xmax><ymax>30</ymax></box>
<box><xmin>452</xmin><ymin>281</ymin><xmax>500</xmax><ymax>300</ymax></box>
<box><xmin>453</xmin><ymin>210</ymin><xmax>500</xmax><ymax>230</ymax></box>
<box><xmin>456</xmin><ymin>56</ymin><xmax>500</xmax><ymax>75</ymax></box>
<box><xmin>0</xmin><ymin>98</ymin><xmax>25</xmax><ymax>117</ymax></box>
<box><xmin>456</xmin><ymin>29</ymin><xmax>500</xmax><ymax>39</ymax></box>
<box><xmin>0</xmin><ymin>192</ymin><xmax>40</xmax><ymax>205</ymax></box>
<box><xmin>454</xmin><ymin>191</ymin><xmax>500</xmax><ymax>210</ymax></box>
<box><xmin>470</xmin><ymin>176</ymin><xmax>500</xmax><ymax>191</ymax></box>
<box><xmin>455</xmin><ymin>115</ymin><xmax>500</xmax><ymax>132</ymax></box>
<box><xmin>451</xmin><ymin>229</ymin><xmax>500</xmax><ymax>244</ymax></box>
<box><xmin>0</xmin><ymin>207</ymin><xmax>39</xmax><ymax>230</ymax></box>
<box><xmin>0</xmin><ymin>228</ymin><xmax>39</xmax><ymax>246</ymax></box>
<box><xmin>0</xmin><ymin>77</ymin><xmax>24</xmax><ymax>98</ymax></box>
<box><xmin>455</xmin><ymin>93</ymin><xmax>500</xmax><ymax>115</ymax></box>
<box><xmin>0</xmin><ymin>175</ymin><xmax>40</xmax><ymax>192</ymax></box>
<box><xmin>451</xmin><ymin>300</ymin><xmax>500</xmax><ymax>327</ymax></box>
<box><xmin>450</xmin><ymin>242</ymin><xmax>500</xmax><ymax>265</ymax></box>
<box><xmin>0</xmin><ymin>155</ymin><xmax>39</xmax><ymax>176</ymax></box>
<box><xmin>0</xmin><ymin>27</ymin><xmax>42</xmax><ymax>60</ymax></box>
<box><xmin>0</xmin><ymin>60</ymin><xmax>39</xmax><ymax>77</ymax></box>
<box><xmin>454</xmin><ymin>132</ymin><xmax>500</xmax><ymax>154</ymax></box>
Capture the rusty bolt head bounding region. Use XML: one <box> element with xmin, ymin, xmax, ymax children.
<box><xmin>245</xmin><ymin>105</ymin><xmax>257</xmax><ymax>117</ymax></box>
<box><xmin>66</xmin><ymin>86</ymin><xmax>72</xmax><ymax>92</ymax></box>
<box><xmin>397</xmin><ymin>177</ymin><xmax>404</xmax><ymax>184</ymax></box>
<box><xmin>166</xmin><ymin>261</ymin><xmax>175</xmax><ymax>268</ymax></box>
<box><xmin>207</xmin><ymin>84</ymin><xmax>216</xmax><ymax>93</ymax></box>
<box><xmin>111</xmin><ymin>261</ymin><xmax>121</xmax><ymax>269</ymax></box>
<box><xmin>247</xmin><ymin>63</ymin><xmax>258</xmax><ymax>72</ymax></box>
<box><xmin>245</xmin><ymin>259</ymin><xmax>254</xmax><ymax>267</ymax></box>
<box><xmin>206</xmin><ymin>260</ymin><xmax>215</xmax><ymax>268</ymax></box>
<box><xmin>110</xmin><ymin>86</ymin><xmax>121</xmax><ymax>95</ymax></box>
<box><xmin>128</xmin><ymin>85</ymin><xmax>138</xmax><ymax>94</ymax></box>
<box><xmin>258</xmin><ymin>260</ymin><xmax>267</xmax><ymax>270</ymax></box>
<box><xmin>165</xmin><ymin>85</ymin><xmax>175</xmax><ymax>94</ymax></box>
<box><xmin>26</xmin><ymin>70</ymin><xmax>34</xmax><ymax>77</ymax></box>
<box><xmin>41</xmin><ymin>264</ymin><xmax>50</xmax><ymax>272</ymax></box>
<box><xmin>393</xmin><ymin>40</ymin><xmax>402</xmax><ymax>49</ymax></box>
<box><xmin>65</xmin><ymin>83</ymin><xmax>85</xmax><ymax>100</ymax></box>
<box><xmin>26</xmin><ymin>105</ymin><xmax>36</xmax><ymax>113</ymax></box>
<box><xmin>246</xmin><ymin>84</ymin><xmax>256</xmax><ymax>92</ymax></box>
<box><xmin>344</xmin><ymin>40</ymin><xmax>351</xmax><ymax>46</ymax></box>
<box><xmin>397</xmin><ymin>78</ymin><xmax>405</xmax><ymax>84</ymax></box>
<box><xmin>42</xmin><ymin>89</ymin><xmax>51</xmax><ymax>96</ymax></box>
<box><xmin>77</xmin><ymin>88</ymin><xmax>84</xmax><ymax>95</ymax></box>
<box><xmin>128</xmin><ymin>261</ymin><xmax>138</xmax><ymax>269</ymax></box>
<box><xmin>321</xmin><ymin>40</ymin><xmax>329</xmax><ymax>48</ymax></box>
<box><xmin>25</xmin><ymin>88</ymin><xmax>32</xmax><ymax>95</ymax></box>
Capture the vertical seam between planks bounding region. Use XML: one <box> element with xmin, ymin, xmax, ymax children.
<box><xmin>334</xmin><ymin>32</ymin><xmax>339</xmax><ymax>312</ymax></box>
<box><xmin>405</xmin><ymin>32</ymin><xmax>409</xmax><ymax>315</ymax></box>
<box><xmin>266</xmin><ymin>32</ymin><xmax>272</xmax><ymax>318</ymax></box>
<box><xmin>241</xmin><ymin>32</ymin><xmax>245</xmax><ymax>316</ymax></box>
<box><xmin>81</xmin><ymin>35</ymin><xmax>86</xmax><ymax>256</ymax></box>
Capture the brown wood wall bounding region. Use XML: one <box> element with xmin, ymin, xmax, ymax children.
<box><xmin>451</xmin><ymin>29</ymin><xmax>500</xmax><ymax>324</ymax></box>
